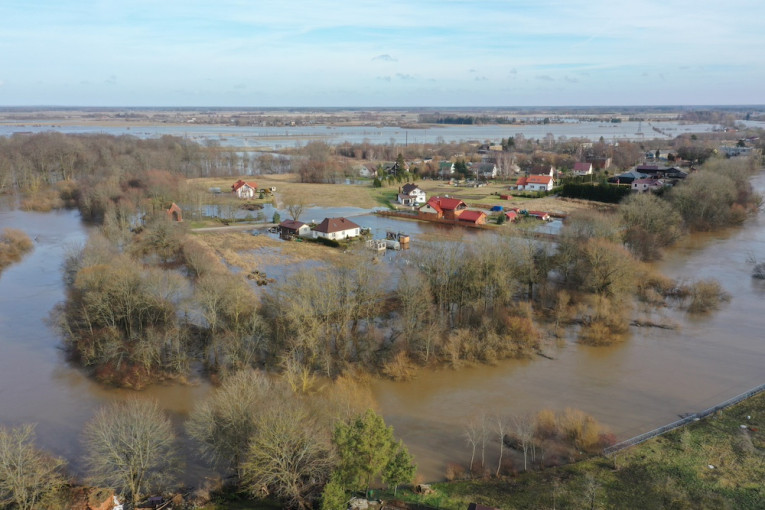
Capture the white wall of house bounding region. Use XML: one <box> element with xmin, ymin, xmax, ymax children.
<box><xmin>235</xmin><ymin>185</ymin><xmax>256</xmax><ymax>198</ymax></box>
<box><xmin>313</xmin><ymin>228</ymin><xmax>361</xmax><ymax>240</ymax></box>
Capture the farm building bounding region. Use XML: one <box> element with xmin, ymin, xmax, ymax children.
<box><xmin>279</xmin><ymin>219</ymin><xmax>311</xmax><ymax>237</ymax></box>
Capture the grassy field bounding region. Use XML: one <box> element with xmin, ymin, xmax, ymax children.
<box><xmin>187</xmin><ymin>174</ymin><xmax>595</xmax><ymax>216</ymax></box>
<box><xmin>388</xmin><ymin>391</ymin><xmax>765</xmax><ymax>510</ymax></box>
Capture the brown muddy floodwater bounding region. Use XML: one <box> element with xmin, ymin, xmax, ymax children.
<box><xmin>1</xmin><ymin>174</ymin><xmax>764</xmax><ymax>483</ymax></box>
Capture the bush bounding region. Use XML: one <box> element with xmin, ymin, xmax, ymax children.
<box><xmin>685</xmin><ymin>279</ymin><xmax>730</xmax><ymax>313</ymax></box>
<box><xmin>0</xmin><ymin>228</ymin><xmax>34</xmax><ymax>273</ymax></box>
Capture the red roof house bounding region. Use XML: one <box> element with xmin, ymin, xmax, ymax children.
<box><xmin>458</xmin><ymin>210</ymin><xmax>487</xmax><ymax>225</ymax></box>
<box><xmin>420</xmin><ymin>196</ymin><xmax>467</xmax><ymax>220</ymax></box>
<box><xmin>232</xmin><ymin>179</ymin><xmax>258</xmax><ymax>198</ymax></box>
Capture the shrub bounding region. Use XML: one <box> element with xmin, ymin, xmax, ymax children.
<box><xmin>0</xmin><ymin>228</ymin><xmax>34</xmax><ymax>273</ymax></box>
<box><xmin>686</xmin><ymin>279</ymin><xmax>730</xmax><ymax>313</ymax></box>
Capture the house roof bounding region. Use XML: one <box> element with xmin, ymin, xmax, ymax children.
<box><xmin>313</xmin><ymin>217</ymin><xmax>361</xmax><ymax>234</ymax></box>
<box><xmin>474</xmin><ymin>163</ymin><xmax>496</xmax><ymax>172</ymax></box>
<box><xmin>232</xmin><ymin>179</ymin><xmax>257</xmax><ymax>191</ymax></box>
<box><xmin>458</xmin><ymin>210</ymin><xmax>486</xmax><ymax>223</ymax></box>
<box><xmin>516</xmin><ymin>176</ymin><xmax>528</xmax><ymax>186</ymax></box>
<box><xmin>633</xmin><ymin>178</ymin><xmax>663</xmax><ymax>185</ymax></box>
<box><xmin>573</xmin><ymin>162</ymin><xmax>592</xmax><ymax>172</ymax></box>
<box><xmin>279</xmin><ymin>219</ymin><xmax>307</xmax><ymax>230</ymax></box>
<box><xmin>439</xmin><ymin>161</ymin><xmax>454</xmax><ymax>170</ymax></box>
<box><xmin>401</xmin><ymin>183</ymin><xmax>422</xmax><ymax>195</ymax></box>
<box><xmin>427</xmin><ymin>196</ymin><xmax>466</xmax><ymax>211</ymax></box>
<box><xmin>526</xmin><ymin>175</ymin><xmax>553</xmax><ymax>185</ymax></box>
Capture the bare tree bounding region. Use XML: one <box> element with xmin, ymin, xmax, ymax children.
<box><xmin>0</xmin><ymin>425</ymin><xmax>67</xmax><ymax>510</ymax></box>
<box><xmin>511</xmin><ymin>414</ymin><xmax>536</xmax><ymax>471</ymax></box>
<box><xmin>83</xmin><ymin>399</ymin><xmax>177</xmax><ymax>507</ymax></box>
<box><xmin>465</xmin><ymin>421</ymin><xmax>479</xmax><ymax>475</ymax></box>
<box><xmin>286</xmin><ymin>200</ymin><xmax>306</xmax><ymax>222</ymax></box>
<box><xmin>494</xmin><ymin>415</ymin><xmax>507</xmax><ymax>477</ymax></box>
<box><xmin>187</xmin><ymin>370</ymin><xmax>275</xmax><ymax>479</ymax></box>
<box><xmin>242</xmin><ymin>405</ymin><xmax>334</xmax><ymax>510</ymax></box>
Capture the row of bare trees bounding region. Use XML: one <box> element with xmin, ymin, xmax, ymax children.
<box><xmin>460</xmin><ymin>409</ymin><xmax>615</xmax><ymax>480</ymax></box>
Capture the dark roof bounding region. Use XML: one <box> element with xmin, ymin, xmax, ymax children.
<box><xmin>314</xmin><ymin>217</ymin><xmax>361</xmax><ymax>234</ymax></box>
<box><xmin>401</xmin><ymin>183</ymin><xmax>421</xmax><ymax>194</ymax></box>
<box><xmin>279</xmin><ymin>219</ymin><xmax>307</xmax><ymax>231</ymax></box>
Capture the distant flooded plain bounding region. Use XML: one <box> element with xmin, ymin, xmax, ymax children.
<box><xmin>0</xmin><ymin>175</ymin><xmax>764</xmax><ymax>481</ymax></box>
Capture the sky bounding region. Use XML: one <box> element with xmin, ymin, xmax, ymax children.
<box><xmin>1</xmin><ymin>0</ymin><xmax>763</xmax><ymax>107</ymax></box>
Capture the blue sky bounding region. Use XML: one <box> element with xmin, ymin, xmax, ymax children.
<box><xmin>1</xmin><ymin>0</ymin><xmax>763</xmax><ymax>106</ymax></box>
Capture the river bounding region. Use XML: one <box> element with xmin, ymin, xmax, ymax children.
<box><xmin>0</xmin><ymin>175</ymin><xmax>764</xmax><ymax>482</ymax></box>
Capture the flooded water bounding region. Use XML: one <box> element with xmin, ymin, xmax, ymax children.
<box><xmin>0</xmin><ymin>120</ymin><xmax>723</xmax><ymax>149</ymax></box>
<box><xmin>0</xmin><ymin>208</ymin><xmax>212</xmax><ymax>478</ymax></box>
<box><xmin>372</xmin><ymin>173</ymin><xmax>765</xmax><ymax>479</ymax></box>
<box><xmin>1</xmin><ymin>175</ymin><xmax>764</xmax><ymax>482</ymax></box>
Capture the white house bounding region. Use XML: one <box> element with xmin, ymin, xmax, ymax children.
<box><xmin>632</xmin><ymin>178</ymin><xmax>664</xmax><ymax>193</ymax></box>
<box><xmin>516</xmin><ymin>175</ymin><xmax>555</xmax><ymax>191</ymax></box>
<box><xmin>231</xmin><ymin>179</ymin><xmax>258</xmax><ymax>199</ymax></box>
<box><xmin>397</xmin><ymin>183</ymin><xmax>427</xmax><ymax>206</ymax></box>
<box><xmin>438</xmin><ymin>161</ymin><xmax>455</xmax><ymax>177</ymax></box>
<box><xmin>313</xmin><ymin>217</ymin><xmax>361</xmax><ymax>240</ymax></box>
<box><xmin>572</xmin><ymin>162</ymin><xmax>593</xmax><ymax>176</ymax></box>
<box><xmin>474</xmin><ymin>163</ymin><xmax>498</xmax><ymax>179</ymax></box>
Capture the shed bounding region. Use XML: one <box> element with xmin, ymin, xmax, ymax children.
<box><xmin>166</xmin><ymin>202</ymin><xmax>182</xmax><ymax>222</ymax></box>
<box><xmin>458</xmin><ymin>210</ymin><xmax>487</xmax><ymax>225</ymax></box>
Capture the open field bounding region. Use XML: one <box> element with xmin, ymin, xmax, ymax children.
<box><xmin>188</xmin><ymin>174</ymin><xmax>596</xmax><ymax>216</ymax></box>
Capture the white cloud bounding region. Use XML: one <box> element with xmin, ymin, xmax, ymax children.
<box><xmin>372</xmin><ymin>54</ymin><xmax>397</xmax><ymax>62</ymax></box>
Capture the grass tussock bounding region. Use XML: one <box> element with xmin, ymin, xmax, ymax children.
<box><xmin>0</xmin><ymin>228</ymin><xmax>34</xmax><ymax>273</ymax></box>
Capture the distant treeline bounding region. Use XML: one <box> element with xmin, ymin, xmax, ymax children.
<box><xmin>418</xmin><ymin>114</ymin><xmax>514</xmax><ymax>125</ymax></box>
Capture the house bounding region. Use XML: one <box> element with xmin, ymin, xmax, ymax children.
<box><xmin>516</xmin><ymin>175</ymin><xmax>554</xmax><ymax>192</ymax></box>
<box><xmin>438</xmin><ymin>161</ymin><xmax>455</xmax><ymax>177</ymax></box>
<box><xmin>458</xmin><ymin>210</ymin><xmax>487</xmax><ymax>225</ymax></box>
<box><xmin>608</xmin><ymin>170</ymin><xmax>649</xmax><ymax>185</ymax></box>
<box><xmin>397</xmin><ymin>183</ymin><xmax>427</xmax><ymax>206</ymax></box>
<box><xmin>632</xmin><ymin>178</ymin><xmax>664</xmax><ymax>193</ymax></box>
<box><xmin>419</xmin><ymin>196</ymin><xmax>467</xmax><ymax>220</ymax></box>
<box><xmin>312</xmin><ymin>217</ymin><xmax>361</xmax><ymax>240</ymax></box>
<box><xmin>383</xmin><ymin>160</ymin><xmax>409</xmax><ymax>175</ymax></box>
<box><xmin>473</xmin><ymin>162</ymin><xmax>498</xmax><ymax>179</ymax></box>
<box><xmin>529</xmin><ymin>164</ymin><xmax>555</xmax><ymax>177</ymax></box>
<box><xmin>231</xmin><ymin>179</ymin><xmax>258</xmax><ymax>199</ymax></box>
<box><xmin>587</xmin><ymin>156</ymin><xmax>612</xmax><ymax>170</ymax></box>
<box><xmin>356</xmin><ymin>165</ymin><xmax>376</xmax><ymax>178</ymax></box>
<box><xmin>165</xmin><ymin>202</ymin><xmax>182</xmax><ymax>222</ymax></box>
<box><xmin>279</xmin><ymin>219</ymin><xmax>311</xmax><ymax>237</ymax></box>
<box><xmin>572</xmin><ymin>162</ymin><xmax>593</xmax><ymax>176</ymax></box>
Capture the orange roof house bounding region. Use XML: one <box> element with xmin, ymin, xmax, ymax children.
<box><xmin>231</xmin><ymin>179</ymin><xmax>258</xmax><ymax>198</ymax></box>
